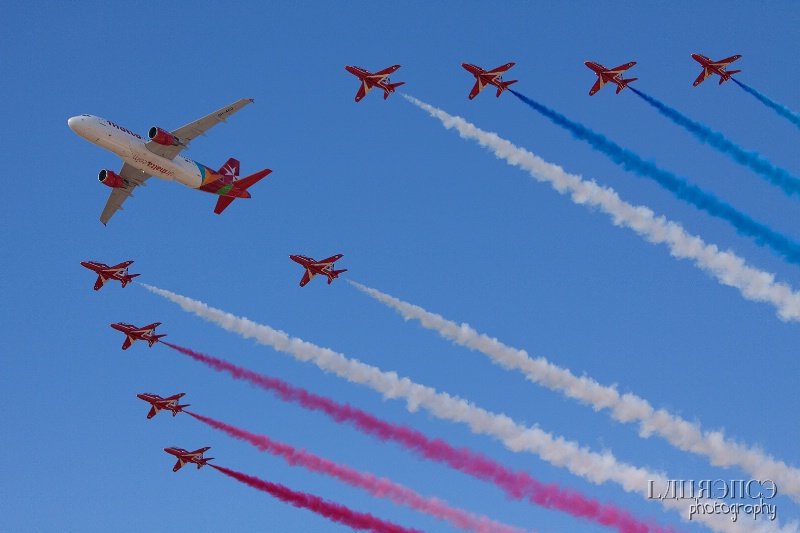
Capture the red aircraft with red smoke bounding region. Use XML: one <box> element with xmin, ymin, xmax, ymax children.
<box><xmin>345</xmin><ymin>65</ymin><xmax>405</xmax><ymax>102</ymax></box>
<box><xmin>691</xmin><ymin>53</ymin><xmax>742</xmax><ymax>86</ymax></box>
<box><xmin>137</xmin><ymin>393</ymin><xmax>189</xmax><ymax>419</ymax></box>
<box><xmin>289</xmin><ymin>254</ymin><xmax>347</xmax><ymax>287</ymax></box>
<box><xmin>164</xmin><ymin>446</ymin><xmax>213</xmax><ymax>472</ymax></box>
<box><xmin>584</xmin><ymin>61</ymin><xmax>638</xmax><ymax>95</ymax></box>
<box><xmin>461</xmin><ymin>62</ymin><xmax>518</xmax><ymax>99</ymax></box>
<box><xmin>110</xmin><ymin>322</ymin><xmax>166</xmax><ymax>350</ymax></box>
<box><xmin>68</xmin><ymin>99</ymin><xmax>271</xmax><ymax>224</ymax></box>
<box><xmin>80</xmin><ymin>260</ymin><xmax>139</xmax><ymax>290</ymax></box>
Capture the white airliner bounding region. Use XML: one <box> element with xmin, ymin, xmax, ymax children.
<box><xmin>68</xmin><ymin>99</ymin><xmax>271</xmax><ymax>224</ymax></box>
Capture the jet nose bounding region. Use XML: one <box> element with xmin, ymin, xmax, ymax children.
<box><xmin>68</xmin><ymin>116</ymin><xmax>80</xmax><ymax>131</ymax></box>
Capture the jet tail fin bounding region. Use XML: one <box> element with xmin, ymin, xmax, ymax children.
<box><xmin>384</xmin><ymin>82</ymin><xmax>405</xmax><ymax>98</ymax></box>
<box><xmin>616</xmin><ymin>78</ymin><xmax>638</xmax><ymax>93</ymax></box>
<box><xmin>497</xmin><ymin>79</ymin><xmax>518</xmax><ymax>97</ymax></box>
<box><xmin>327</xmin><ymin>269</ymin><xmax>348</xmax><ymax>284</ymax></box>
<box><xmin>120</xmin><ymin>273</ymin><xmax>140</xmax><ymax>288</ymax></box>
<box><xmin>721</xmin><ymin>70</ymin><xmax>741</xmax><ymax>84</ymax></box>
<box><xmin>214</xmin><ymin>168</ymin><xmax>272</xmax><ymax>215</ymax></box>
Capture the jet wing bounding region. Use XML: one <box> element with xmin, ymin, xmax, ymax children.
<box><xmin>144</xmin><ymin>99</ymin><xmax>254</xmax><ymax>160</ymax></box>
<box><xmin>317</xmin><ymin>254</ymin><xmax>343</xmax><ymax>266</ymax></box>
<box><xmin>355</xmin><ymin>82</ymin><xmax>371</xmax><ymax>102</ymax></box>
<box><xmin>371</xmin><ymin>65</ymin><xmax>401</xmax><ymax>80</ymax></box>
<box><xmin>693</xmin><ymin>68</ymin><xmax>712</xmax><ymax>86</ymax></box>
<box><xmin>487</xmin><ymin>62</ymin><xmax>515</xmax><ymax>74</ymax></box>
<box><xmin>589</xmin><ymin>78</ymin><xmax>606</xmax><ymax>96</ymax></box>
<box><xmin>609</xmin><ymin>61</ymin><xmax>636</xmax><ymax>74</ymax></box>
<box><xmin>468</xmin><ymin>79</ymin><xmax>486</xmax><ymax>100</ymax></box>
<box><xmin>121</xmin><ymin>336</ymin><xmax>133</xmax><ymax>350</ymax></box>
<box><xmin>714</xmin><ymin>55</ymin><xmax>742</xmax><ymax>66</ymax></box>
<box><xmin>100</xmin><ymin>164</ymin><xmax>151</xmax><ymax>225</ymax></box>
<box><xmin>93</xmin><ymin>275</ymin><xmax>107</xmax><ymax>291</ymax></box>
<box><xmin>299</xmin><ymin>270</ymin><xmax>314</xmax><ymax>287</ymax></box>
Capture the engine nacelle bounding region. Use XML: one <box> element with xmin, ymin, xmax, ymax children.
<box><xmin>148</xmin><ymin>126</ymin><xmax>180</xmax><ymax>147</ymax></box>
<box><xmin>98</xmin><ymin>169</ymin><xmax>125</xmax><ymax>188</ymax></box>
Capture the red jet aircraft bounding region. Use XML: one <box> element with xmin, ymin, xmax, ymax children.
<box><xmin>584</xmin><ymin>61</ymin><xmax>638</xmax><ymax>95</ymax></box>
<box><xmin>137</xmin><ymin>393</ymin><xmax>189</xmax><ymax>419</ymax></box>
<box><xmin>164</xmin><ymin>446</ymin><xmax>213</xmax><ymax>472</ymax></box>
<box><xmin>461</xmin><ymin>63</ymin><xmax>518</xmax><ymax>99</ymax></box>
<box><xmin>691</xmin><ymin>54</ymin><xmax>742</xmax><ymax>86</ymax></box>
<box><xmin>345</xmin><ymin>65</ymin><xmax>405</xmax><ymax>102</ymax></box>
<box><xmin>289</xmin><ymin>254</ymin><xmax>347</xmax><ymax>287</ymax></box>
<box><xmin>110</xmin><ymin>322</ymin><xmax>166</xmax><ymax>350</ymax></box>
<box><xmin>80</xmin><ymin>260</ymin><xmax>139</xmax><ymax>291</ymax></box>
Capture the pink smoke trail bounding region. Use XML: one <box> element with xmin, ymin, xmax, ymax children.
<box><xmin>190</xmin><ymin>411</ymin><xmax>526</xmax><ymax>533</ymax></box>
<box><xmin>211</xmin><ymin>464</ymin><xmax>421</xmax><ymax>533</ymax></box>
<box><xmin>164</xmin><ymin>342</ymin><xmax>675</xmax><ymax>533</ymax></box>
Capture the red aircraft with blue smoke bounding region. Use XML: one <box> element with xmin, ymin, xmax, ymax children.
<box><xmin>110</xmin><ymin>322</ymin><xmax>166</xmax><ymax>350</ymax></box>
<box><xmin>691</xmin><ymin>53</ymin><xmax>742</xmax><ymax>86</ymax></box>
<box><xmin>289</xmin><ymin>254</ymin><xmax>347</xmax><ymax>287</ymax></box>
<box><xmin>137</xmin><ymin>393</ymin><xmax>189</xmax><ymax>419</ymax></box>
<box><xmin>461</xmin><ymin>62</ymin><xmax>518</xmax><ymax>99</ymax></box>
<box><xmin>68</xmin><ymin>99</ymin><xmax>271</xmax><ymax>224</ymax></box>
<box><xmin>584</xmin><ymin>61</ymin><xmax>638</xmax><ymax>95</ymax></box>
<box><xmin>345</xmin><ymin>65</ymin><xmax>405</xmax><ymax>102</ymax></box>
<box><xmin>80</xmin><ymin>260</ymin><xmax>139</xmax><ymax>290</ymax></box>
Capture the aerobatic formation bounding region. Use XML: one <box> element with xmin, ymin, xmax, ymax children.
<box><xmin>77</xmin><ymin>53</ymin><xmax>800</xmax><ymax>532</ymax></box>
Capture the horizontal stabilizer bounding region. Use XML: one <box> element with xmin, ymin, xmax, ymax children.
<box><xmin>214</xmin><ymin>168</ymin><xmax>272</xmax><ymax>215</ymax></box>
<box><xmin>616</xmin><ymin>78</ymin><xmax>637</xmax><ymax>93</ymax></box>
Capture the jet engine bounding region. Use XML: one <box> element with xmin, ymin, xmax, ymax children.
<box><xmin>148</xmin><ymin>127</ymin><xmax>181</xmax><ymax>147</ymax></box>
<box><xmin>98</xmin><ymin>169</ymin><xmax>126</xmax><ymax>188</ymax></box>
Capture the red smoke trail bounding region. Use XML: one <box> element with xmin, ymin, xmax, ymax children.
<box><xmin>211</xmin><ymin>464</ymin><xmax>421</xmax><ymax>533</ymax></box>
<box><xmin>165</xmin><ymin>342</ymin><xmax>675</xmax><ymax>533</ymax></box>
<box><xmin>189</xmin><ymin>411</ymin><xmax>525</xmax><ymax>533</ymax></box>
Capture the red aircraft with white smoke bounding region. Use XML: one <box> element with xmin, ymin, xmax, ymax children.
<box><xmin>164</xmin><ymin>446</ymin><xmax>213</xmax><ymax>472</ymax></box>
<box><xmin>68</xmin><ymin>99</ymin><xmax>271</xmax><ymax>224</ymax></box>
<box><xmin>345</xmin><ymin>65</ymin><xmax>405</xmax><ymax>102</ymax></box>
<box><xmin>584</xmin><ymin>61</ymin><xmax>638</xmax><ymax>95</ymax></box>
<box><xmin>110</xmin><ymin>322</ymin><xmax>166</xmax><ymax>350</ymax></box>
<box><xmin>461</xmin><ymin>62</ymin><xmax>518</xmax><ymax>99</ymax></box>
<box><xmin>137</xmin><ymin>393</ymin><xmax>189</xmax><ymax>419</ymax></box>
<box><xmin>289</xmin><ymin>254</ymin><xmax>347</xmax><ymax>287</ymax></box>
<box><xmin>80</xmin><ymin>260</ymin><xmax>139</xmax><ymax>290</ymax></box>
<box><xmin>691</xmin><ymin>53</ymin><xmax>742</xmax><ymax>86</ymax></box>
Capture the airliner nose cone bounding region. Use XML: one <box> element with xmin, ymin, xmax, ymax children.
<box><xmin>67</xmin><ymin>116</ymin><xmax>79</xmax><ymax>130</ymax></box>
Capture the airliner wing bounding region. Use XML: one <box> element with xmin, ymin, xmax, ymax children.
<box><xmin>145</xmin><ymin>99</ymin><xmax>254</xmax><ymax>160</ymax></box>
<box><xmin>100</xmin><ymin>163</ymin><xmax>150</xmax><ymax>225</ymax></box>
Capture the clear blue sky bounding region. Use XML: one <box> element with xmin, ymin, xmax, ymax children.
<box><xmin>2</xmin><ymin>2</ymin><xmax>799</xmax><ymax>532</ymax></box>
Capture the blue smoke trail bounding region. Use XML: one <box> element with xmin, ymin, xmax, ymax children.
<box><xmin>630</xmin><ymin>86</ymin><xmax>800</xmax><ymax>197</ymax></box>
<box><xmin>509</xmin><ymin>89</ymin><xmax>800</xmax><ymax>265</ymax></box>
<box><xmin>732</xmin><ymin>78</ymin><xmax>800</xmax><ymax>132</ymax></box>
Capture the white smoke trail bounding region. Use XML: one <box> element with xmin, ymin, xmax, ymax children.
<box><xmin>142</xmin><ymin>283</ymin><xmax>793</xmax><ymax>533</ymax></box>
<box><xmin>349</xmin><ymin>280</ymin><xmax>800</xmax><ymax>502</ymax></box>
<box><xmin>400</xmin><ymin>94</ymin><xmax>800</xmax><ymax>323</ymax></box>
